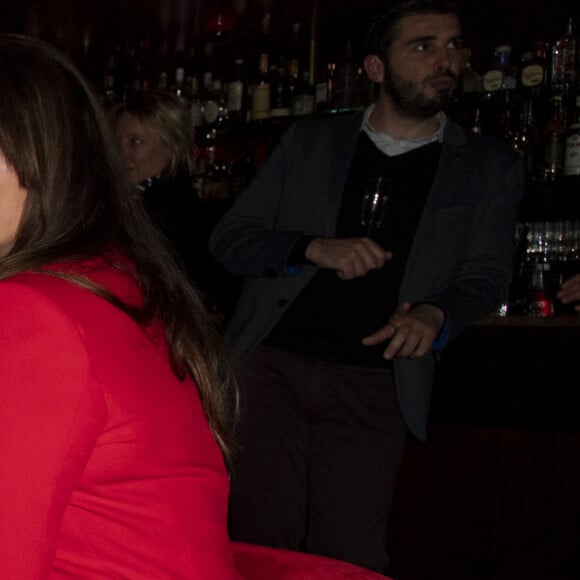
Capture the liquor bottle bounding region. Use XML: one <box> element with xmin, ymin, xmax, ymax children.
<box><xmin>512</xmin><ymin>99</ymin><xmax>541</xmax><ymax>182</ymax></box>
<box><xmin>196</xmin><ymin>74</ymin><xmax>217</xmax><ymax>151</ymax></box>
<box><xmin>204</xmin><ymin>3</ymin><xmax>236</xmax><ymax>44</ymax></box>
<box><xmin>226</xmin><ymin>58</ymin><xmax>247</xmax><ymax>125</ymax></box>
<box><xmin>250</xmin><ymin>53</ymin><xmax>271</xmax><ymax>121</ymax></box>
<box><xmin>550</xmin><ymin>17</ymin><xmax>577</xmax><ymax>87</ymax></box>
<box><xmin>481</xmin><ymin>49</ymin><xmax>504</xmax><ymax>94</ymax></box>
<box><xmin>204</xmin><ymin>155</ymin><xmax>232</xmax><ymax>203</ymax></box>
<box><xmin>187</xmin><ymin>77</ymin><xmax>204</xmax><ymax>130</ymax></box>
<box><xmin>153</xmin><ymin>39</ymin><xmax>170</xmax><ymax>92</ymax></box>
<box><xmin>102</xmin><ymin>52</ymin><xmax>119</xmax><ymax>111</ymax></box>
<box><xmin>172</xmin><ymin>64</ymin><xmax>185</xmax><ymax>102</ymax></box>
<box><xmin>314</xmin><ymin>61</ymin><xmax>335</xmax><ymax>114</ymax></box>
<box><xmin>332</xmin><ymin>41</ymin><xmax>358</xmax><ymax>112</ymax></box>
<box><xmin>270</xmin><ymin>58</ymin><xmax>290</xmax><ymax>118</ymax></box>
<box><xmin>564</xmin><ymin>96</ymin><xmax>580</xmax><ymax>176</ymax></box>
<box><xmin>496</xmin><ymin>45</ymin><xmax>518</xmax><ymax>91</ymax></box>
<box><xmin>288</xmin><ymin>58</ymin><xmax>300</xmax><ymax>107</ymax></box>
<box><xmin>460</xmin><ymin>48</ymin><xmax>482</xmax><ymax>94</ymax></box>
<box><xmin>290</xmin><ymin>62</ymin><xmax>315</xmax><ymax>117</ymax></box>
<box><xmin>124</xmin><ymin>43</ymin><xmax>146</xmax><ymax>99</ymax></box>
<box><xmin>213</xmin><ymin>80</ymin><xmax>230</xmax><ymax>140</ymax></box>
<box><xmin>527</xmin><ymin>258</ymin><xmax>555</xmax><ymax>318</ymax></box>
<box><xmin>480</xmin><ymin>46</ymin><xmax>514</xmax><ymax>136</ymax></box>
<box><xmin>540</xmin><ymin>95</ymin><xmax>566</xmax><ymax>182</ymax></box>
<box><xmin>520</xmin><ymin>41</ymin><xmax>548</xmax><ymax>95</ymax></box>
<box><xmin>203</xmin><ymin>77</ymin><xmax>219</xmax><ymax>127</ymax></box>
<box><xmin>470</xmin><ymin>107</ymin><xmax>482</xmax><ymax>134</ymax></box>
<box><xmin>456</xmin><ymin>48</ymin><xmax>482</xmax><ymax>130</ymax></box>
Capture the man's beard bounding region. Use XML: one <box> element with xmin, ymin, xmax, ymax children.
<box><xmin>383</xmin><ymin>62</ymin><xmax>457</xmax><ymax>118</ymax></box>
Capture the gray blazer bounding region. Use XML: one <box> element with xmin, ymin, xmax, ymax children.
<box><xmin>210</xmin><ymin>112</ymin><xmax>524</xmax><ymax>440</ymax></box>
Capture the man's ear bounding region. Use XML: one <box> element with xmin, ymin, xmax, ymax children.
<box><xmin>363</xmin><ymin>54</ymin><xmax>385</xmax><ymax>83</ymax></box>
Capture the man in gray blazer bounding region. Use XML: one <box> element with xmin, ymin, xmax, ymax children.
<box><xmin>210</xmin><ymin>0</ymin><xmax>523</xmax><ymax>573</ymax></box>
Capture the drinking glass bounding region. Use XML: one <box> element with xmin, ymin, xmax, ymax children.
<box><xmin>360</xmin><ymin>177</ymin><xmax>390</xmax><ymax>236</ymax></box>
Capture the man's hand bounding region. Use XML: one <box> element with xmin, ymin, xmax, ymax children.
<box><xmin>305</xmin><ymin>237</ymin><xmax>392</xmax><ymax>280</ymax></box>
<box><xmin>362</xmin><ymin>302</ymin><xmax>446</xmax><ymax>360</ymax></box>
<box><xmin>557</xmin><ymin>274</ymin><xmax>580</xmax><ymax>311</ymax></box>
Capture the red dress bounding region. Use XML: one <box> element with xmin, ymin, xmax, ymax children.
<box><xmin>0</xmin><ymin>256</ymin><xmax>240</xmax><ymax>579</ymax></box>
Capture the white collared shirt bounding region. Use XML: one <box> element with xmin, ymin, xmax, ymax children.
<box><xmin>361</xmin><ymin>105</ymin><xmax>446</xmax><ymax>157</ymax></box>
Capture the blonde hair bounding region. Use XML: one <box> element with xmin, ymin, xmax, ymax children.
<box><xmin>116</xmin><ymin>91</ymin><xmax>196</xmax><ymax>178</ymax></box>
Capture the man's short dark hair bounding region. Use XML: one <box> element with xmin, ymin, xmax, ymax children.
<box><xmin>364</xmin><ymin>0</ymin><xmax>460</xmax><ymax>59</ymax></box>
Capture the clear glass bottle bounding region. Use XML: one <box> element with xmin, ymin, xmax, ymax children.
<box><xmin>551</xmin><ymin>17</ymin><xmax>577</xmax><ymax>86</ymax></box>
<box><xmin>290</xmin><ymin>67</ymin><xmax>315</xmax><ymax>117</ymax></box>
<box><xmin>520</xmin><ymin>41</ymin><xmax>548</xmax><ymax>94</ymax></box>
<box><xmin>250</xmin><ymin>53</ymin><xmax>271</xmax><ymax>121</ymax></box>
<box><xmin>513</xmin><ymin>99</ymin><xmax>541</xmax><ymax>182</ymax></box>
<box><xmin>270</xmin><ymin>58</ymin><xmax>290</xmax><ymax>118</ymax></box>
<box><xmin>331</xmin><ymin>41</ymin><xmax>358</xmax><ymax>112</ymax></box>
<box><xmin>541</xmin><ymin>95</ymin><xmax>566</xmax><ymax>182</ymax></box>
<box><xmin>226</xmin><ymin>58</ymin><xmax>247</xmax><ymax>126</ymax></box>
<box><xmin>482</xmin><ymin>48</ymin><xmax>504</xmax><ymax>94</ymax></box>
<box><xmin>564</xmin><ymin>96</ymin><xmax>580</xmax><ymax>176</ymax></box>
<box><xmin>495</xmin><ymin>45</ymin><xmax>518</xmax><ymax>92</ymax></box>
<box><xmin>460</xmin><ymin>48</ymin><xmax>482</xmax><ymax>94</ymax></box>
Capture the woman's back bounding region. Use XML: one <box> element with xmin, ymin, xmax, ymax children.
<box><xmin>0</xmin><ymin>256</ymin><xmax>239</xmax><ymax>579</ymax></box>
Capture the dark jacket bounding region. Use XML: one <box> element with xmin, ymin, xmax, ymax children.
<box><xmin>209</xmin><ymin>113</ymin><xmax>524</xmax><ymax>439</ymax></box>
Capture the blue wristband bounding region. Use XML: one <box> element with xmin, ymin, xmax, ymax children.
<box><xmin>285</xmin><ymin>265</ymin><xmax>301</xmax><ymax>275</ymax></box>
<box><xmin>431</xmin><ymin>321</ymin><xmax>449</xmax><ymax>352</ymax></box>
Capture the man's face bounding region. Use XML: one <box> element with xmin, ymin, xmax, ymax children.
<box><xmin>382</xmin><ymin>12</ymin><xmax>463</xmax><ymax>118</ymax></box>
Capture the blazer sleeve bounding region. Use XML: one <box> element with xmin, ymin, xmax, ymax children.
<box><xmin>425</xmin><ymin>146</ymin><xmax>525</xmax><ymax>340</ymax></box>
<box><xmin>0</xmin><ymin>281</ymin><xmax>105</xmax><ymax>579</ymax></box>
<box><xmin>209</xmin><ymin>123</ymin><xmax>311</xmax><ymax>278</ymax></box>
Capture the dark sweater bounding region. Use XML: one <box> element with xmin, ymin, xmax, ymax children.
<box><xmin>264</xmin><ymin>132</ymin><xmax>441</xmax><ymax>367</ymax></box>
<box><xmin>140</xmin><ymin>172</ymin><xmax>240</xmax><ymax>315</ymax></box>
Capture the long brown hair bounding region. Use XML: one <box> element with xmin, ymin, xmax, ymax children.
<box><xmin>0</xmin><ymin>34</ymin><xmax>237</xmax><ymax>461</ymax></box>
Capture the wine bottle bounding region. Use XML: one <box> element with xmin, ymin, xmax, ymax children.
<box><xmin>564</xmin><ymin>96</ymin><xmax>580</xmax><ymax>176</ymax></box>
<box><xmin>250</xmin><ymin>53</ymin><xmax>271</xmax><ymax>121</ymax></box>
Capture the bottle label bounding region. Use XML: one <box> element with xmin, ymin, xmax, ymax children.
<box><xmin>315</xmin><ymin>82</ymin><xmax>328</xmax><ymax>104</ymax></box>
<box><xmin>227</xmin><ymin>81</ymin><xmax>243</xmax><ymax>112</ymax></box>
<box><xmin>190</xmin><ymin>101</ymin><xmax>203</xmax><ymax>128</ymax></box>
<box><xmin>251</xmin><ymin>84</ymin><xmax>270</xmax><ymax>120</ymax></box>
<box><xmin>203</xmin><ymin>100</ymin><xmax>219</xmax><ymax>124</ymax></box>
<box><xmin>482</xmin><ymin>69</ymin><xmax>503</xmax><ymax>92</ymax></box>
<box><xmin>521</xmin><ymin>64</ymin><xmax>544</xmax><ymax>87</ymax></box>
<box><xmin>270</xmin><ymin>107</ymin><xmax>290</xmax><ymax>118</ymax></box>
<box><xmin>542</xmin><ymin>135</ymin><xmax>564</xmax><ymax>180</ymax></box>
<box><xmin>291</xmin><ymin>94</ymin><xmax>315</xmax><ymax>116</ymax></box>
<box><xmin>206</xmin><ymin>180</ymin><xmax>232</xmax><ymax>201</ymax></box>
<box><xmin>564</xmin><ymin>132</ymin><xmax>580</xmax><ymax>175</ymax></box>
<box><xmin>543</xmin><ymin>136</ymin><xmax>564</xmax><ymax>165</ymax></box>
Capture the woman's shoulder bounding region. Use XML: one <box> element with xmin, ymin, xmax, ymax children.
<box><xmin>0</xmin><ymin>252</ymin><xmax>141</xmax><ymax>314</ymax></box>
<box><xmin>0</xmin><ymin>272</ymin><xmax>92</xmax><ymax>356</ymax></box>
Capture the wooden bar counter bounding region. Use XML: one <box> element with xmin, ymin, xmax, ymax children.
<box><xmin>387</xmin><ymin>315</ymin><xmax>580</xmax><ymax>580</ymax></box>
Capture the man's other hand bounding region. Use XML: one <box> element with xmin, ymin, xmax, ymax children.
<box><xmin>362</xmin><ymin>302</ymin><xmax>445</xmax><ymax>360</ymax></box>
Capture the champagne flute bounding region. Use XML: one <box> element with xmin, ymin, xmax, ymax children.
<box><xmin>361</xmin><ymin>177</ymin><xmax>390</xmax><ymax>236</ymax></box>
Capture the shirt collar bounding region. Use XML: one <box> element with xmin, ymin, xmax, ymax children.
<box><xmin>361</xmin><ymin>104</ymin><xmax>446</xmax><ymax>156</ymax></box>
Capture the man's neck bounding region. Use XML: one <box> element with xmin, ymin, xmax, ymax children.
<box><xmin>368</xmin><ymin>99</ymin><xmax>441</xmax><ymax>140</ymax></box>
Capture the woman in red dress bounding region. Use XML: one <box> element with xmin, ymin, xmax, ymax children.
<box><xmin>0</xmin><ymin>34</ymin><xmax>388</xmax><ymax>580</ymax></box>
<box><xmin>0</xmin><ymin>33</ymin><xmax>241</xmax><ymax>579</ymax></box>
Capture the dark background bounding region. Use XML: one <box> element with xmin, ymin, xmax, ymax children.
<box><xmin>0</xmin><ymin>0</ymin><xmax>578</xmax><ymax>89</ymax></box>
